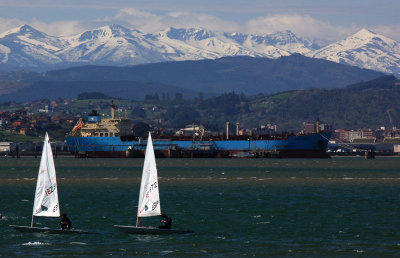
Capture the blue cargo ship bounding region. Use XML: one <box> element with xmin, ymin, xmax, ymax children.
<box><xmin>66</xmin><ymin>132</ymin><xmax>331</xmax><ymax>158</ymax></box>
<box><xmin>65</xmin><ymin>106</ymin><xmax>331</xmax><ymax>158</ymax></box>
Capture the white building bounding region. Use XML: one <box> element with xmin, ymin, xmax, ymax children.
<box><xmin>0</xmin><ymin>142</ymin><xmax>12</xmax><ymax>153</ymax></box>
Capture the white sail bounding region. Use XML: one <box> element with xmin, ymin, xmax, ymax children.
<box><xmin>32</xmin><ymin>133</ymin><xmax>60</xmax><ymax>217</ymax></box>
<box><xmin>137</xmin><ymin>132</ymin><xmax>161</xmax><ymax>218</ymax></box>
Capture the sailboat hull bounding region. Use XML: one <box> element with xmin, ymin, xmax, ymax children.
<box><xmin>114</xmin><ymin>225</ymin><xmax>193</xmax><ymax>235</ymax></box>
<box><xmin>10</xmin><ymin>225</ymin><xmax>89</xmax><ymax>234</ymax></box>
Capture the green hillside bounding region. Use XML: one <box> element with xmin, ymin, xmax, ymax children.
<box><xmin>257</xmin><ymin>75</ymin><xmax>400</xmax><ymax>130</ymax></box>
<box><xmin>0</xmin><ymin>130</ymin><xmax>42</xmax><ymax>142</ymax></box>
<box><xmin>124</xmin><ymin>75</ymin><xmax>400</xmax><ymax>132</ymax></box>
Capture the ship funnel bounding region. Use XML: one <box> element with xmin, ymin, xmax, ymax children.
<box><xmin>111</xmin><ymin>101</ymin><xmax>115</xmax><ymax>119</ymax></box>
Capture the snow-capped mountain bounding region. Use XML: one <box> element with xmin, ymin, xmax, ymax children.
<box><xmin>0</xmin><ymin>24</ymin><xmax>399</xmax><ymax>77</ymax></box>
<box><xmin>0</xmin><ymin>24</ymin><xmax>316</xmax><ymax>70</ymax></box>
<box><xmin>225</xmin><ymin>30</ymin><xmax>317</xmax><ymax>56</ymax></box>
<box><xmin>0</xmin><ymin>25</ymin><xmax>67</xmax><ymax>68</ymax></box>
<box><xmin>310</xmin><ymin>29</ymin><xmax>400</xmax><ymax>75</ymax></box>
<box><xmin>58</xmin><ymin>24</ymin><xmax>168</xmax><ymax>65</ymax></box>
<box><xmin>155</xmin><ymin>27</ymin><xmax>264</xmax><ymax>59</ymax></box>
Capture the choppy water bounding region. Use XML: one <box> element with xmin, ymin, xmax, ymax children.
<box><xmin>1</xmin><ymin>157</ymin><xmax>400</xmax><ymax>256</ymax></box>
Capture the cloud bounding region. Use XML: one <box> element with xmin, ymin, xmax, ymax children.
<box><xmin>100</xmin><ymin>8</ymin><xmax>161</xmax><ymax>32</ymax></box>
<box><xmin>158</xmin><ymin>12</ymin><xmax>239</xmax><ymax>32</ymax></box>
<box><xmin>0</xmin><ymin>17</ymin><xmax>85</xmax><ymax>36</ymax></box>
<box><xmin>370</xmin><ymin>24</ymin><xmax>400</xmax><ymax>42</ymax></box>
<box><xmin>245</xmin><ymin>13</ymin><xmax>400</xmax><ymax>43</ymax></box>
<box><xmin>100</xmin><ymin>8</ymin><xmax>240</xmax><ymax>33</ymax></box>
<box><xmin>30</xmin><ymin>19</ymin><xmax>84</xmax><ymax>36</ymax></box>
<box><xmin>1</xmin><ymin>9</ymin><xmax>400</xmax><ymax>44</ymax></box>
<box><xmin>0</xmin><ymin>17</ymin><xmax>25</xmax><ymax>35</ymax></box>
<box><xmin>245</xmin><ymin>14</ymin><xmax>358</xmax><ymax>43</ymax></box>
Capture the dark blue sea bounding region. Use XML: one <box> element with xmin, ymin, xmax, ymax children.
<box><xmin>1</xmin><ymin>157</ymin><xmax>400</xmax><ymax>256</ymax></box>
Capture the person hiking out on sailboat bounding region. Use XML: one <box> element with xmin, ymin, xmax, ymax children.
<box><xmin>159</xmin><ymin>214</ymin><xmax>172</xmax><ymax>229</ymax></box>
<box><xmin>60</xmin><ymin>213</ymin><xmax>71</xmax><ymax>230</ymax></box>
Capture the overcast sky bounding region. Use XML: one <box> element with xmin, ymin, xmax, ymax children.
<box><xmin>0</xmin><ymin>0</ymin><xmax>399</xmax><ymax>42</ymax></box>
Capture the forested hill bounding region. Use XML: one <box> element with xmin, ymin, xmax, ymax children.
<box><xmin>127</xmin><ymin>75</ymin><xmax>400</xmax><ymax>131</ymax></box>
<box><xmin>246</xmin><ymin>75</ymin><xmax>400</xmax><ymax>130</ymax></box>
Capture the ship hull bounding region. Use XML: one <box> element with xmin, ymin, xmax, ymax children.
<box><xmin>66</xmin><ymin>133</ymin><xmax>331</xmax><ymax>158</ymax></box>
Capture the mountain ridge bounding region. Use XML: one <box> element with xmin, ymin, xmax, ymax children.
<box><xmin>1</xmin><ymin>24</ymin><xmax>399</xmax><ymax>76</ymax></box>
<box><xmin>0</xmin><ymin>55</ymin><xmax>385</xmax><ymax>102</ymax></box>
<box><xmin>40</xmin><ymin>55</ymin><xmax>384</xmax><ymax>94</ymax></box>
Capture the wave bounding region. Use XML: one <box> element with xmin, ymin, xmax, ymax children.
<box><xmin>22</xmin><ymin>241</ymin><xmax>50</xmax><ymax>246</ymax></box>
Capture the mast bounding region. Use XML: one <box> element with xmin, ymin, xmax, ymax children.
<box><xmin>31</xmin><ymin>134</ymin><xmax>48</xmax><ymax>227</ymax></box>
<box><xmin>226</xmin><ymin>122</ymin><xmax>229</xmax><ymax>140</ymax></box>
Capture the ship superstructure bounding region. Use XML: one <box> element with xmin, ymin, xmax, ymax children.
<box><xmin>70</xmin><ymin>104</ymin><xmax>131</xmax><ymax>138</ymax></box>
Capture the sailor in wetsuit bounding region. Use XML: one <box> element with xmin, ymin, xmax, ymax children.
<box><xmin>60</xmin><ymin>213</ymin><xmax>72</xmax><ymax>230</ymax></box>
<box><xmin>159</xmin><ymin>214</ymin><xmax>172</xmax><ymax>229</ymax></box>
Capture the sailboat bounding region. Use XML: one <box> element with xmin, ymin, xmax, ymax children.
<box><xmin>115</xmin><ymin>132</ymin><xmax>193</xmax><ymax>234</ymax></box>
<box><xmin>10</xmin><ymin>133</ymin><xmax>88</xmax><ymax>234</ymax></box>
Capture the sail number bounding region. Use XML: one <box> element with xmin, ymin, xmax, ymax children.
<box><xmin>45</xmin><ymin>185</ymin><xmax>56</xmax><ymax>196</ymax></box>
<box><xmin>53</xmin><ymin>203</ymin><xmax>58</xmax><ymax>213</ymax></box>
<box><xmin>149</xmin><ymin>182</ymin><xmax>157</xmax><ymax>193</ymax></box>
<box><xmin>152</xmin><ymin>200</ymin><xmax>159</xmax><ymax>211</ymax></box>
